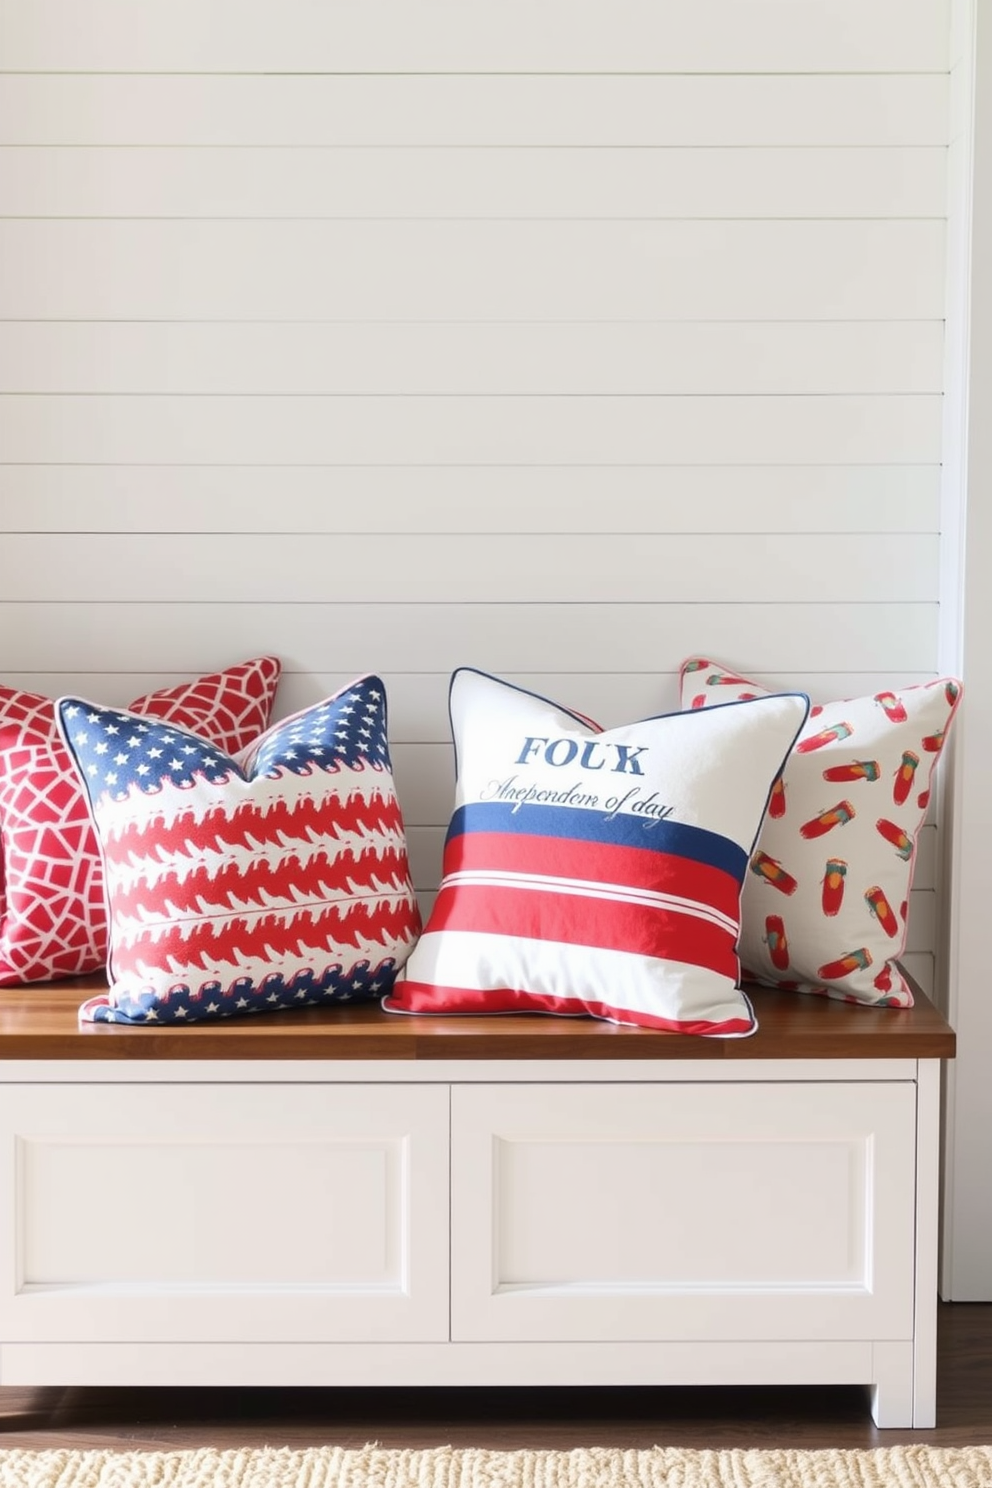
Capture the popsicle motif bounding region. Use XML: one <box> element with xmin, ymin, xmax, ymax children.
<box><xmin>818</xmin><ymin>947</ymin><xmax>872</xmax><ymax>980</ymax></box>
<box><xmin>796</xmin><ymin>722</ymin><xmax>853</xmax><ymax>754</ymax></box>
<box><xmin>874</xmin><ymin>692</ymin><xmax>908</xmax><ymax>724</ymax></box>
<box><xmin>822</xmin><ymin>858</ymin><xmax>847</xmax><ymax>917</ymax></box>
<box><xmin>823</xmin><ymin>760</ymin><xmax>880</xmax><ymax>784</ymax></box>
<box><xmin>874</xmin><ymin>965</ymin><xmax>894</xmax><ymax>995</ymax></box>
<box><xmin>750</xmin><ymin>851</ymin><xmax>798</xmax><ymax>895</ymax></box>
<box><xmin>768</xmin><ymin>775</ymin><xmax>787</xmax><ymax>819</ymax></box>
<box><xmin>864</xmin><ymin>885</ymin><xmax>900</xmax><ymax>939</ymax></box>
<box><xmin>893</xmin><ymin>751</ymin><xmax>920</xmax><ymax>806</ymax></box>
<box><xmin>765</xmin><ymin>915</ymin><xmax>790</xmax><ymax>971</ymax></box>
<box><xmin>799</xmin><ymin>801</ymin><xmax>855</xmax><ymax>840</ymax></box>
<box><xmin>876</xmin><ymin>818</ymin><xmax>914</xmax><ymax>861</ymax></box>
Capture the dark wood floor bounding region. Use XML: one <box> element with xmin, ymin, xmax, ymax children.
<box><xmin>1</xmin><ymin>1304</ymin><xmax>990</xmax><ymax>1451</ymax></box>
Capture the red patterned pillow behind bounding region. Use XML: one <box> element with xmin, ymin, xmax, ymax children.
<box><xmin>0</xmin><ymin>657</ymin><xmax>281</xmax><ymax>985</ymax></box>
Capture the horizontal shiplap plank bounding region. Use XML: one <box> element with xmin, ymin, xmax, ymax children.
<box><xmin>0</xmin><ymin>75</ymin><xmax>950</xmax><ymax>148</ymax></box>
<box><xmin>406</xmin><ymin>826</ymin><xmax>445</xmax><ymax>889</ymax></box>
<box><xmin>904</xmin><ymin>890</ymin><xmax>936</xmax><ymax>955</ymax></box>
<box><xmin>0</xmin><ymin>466</ymin><xmax>942</xmax><ymax>535</ymax></box>
<box><xmin>0</xmin><ymin>670</ymin><xmax>942</xmax><ymax>741</ymax></box>
<box><xmin>0</xmin><ymin>603</ymin><xmax>940</xmax><ymax>675</ymax></box>
<box><xmin>1</xmin><ymin>534</ymin><xmax>939</xmax><ymax>605</ymax></box>
<box><xmin>0</xmin><ymin>322</ymin><xmax>946</xmax><ymax>396</ymax></box>
<box><xmin>0</xmin><ymin>147</ymin><xmax>947</xmax><ymax>220</ymax></box>
<box><xmin>915</xmin><ymin>824</ymin><xmax>938</xmax><ymax>892</ymax></box>
<box><xmin>0</xmin><ymin>1</ymin><xmax>950</xmax><ymax>73</ymax></box>
<box><xmin>900</xmin><ymin>952</ymin><xmax>934</xmax><ymax>997</ymax></box>
<box><xmin>0</xmin><ymin>395</ymin><xmax>944</xmax><ymax>465</ymax></box>
<box><xmin>0</xmin><ymin>221</ymin><xmax>947</xmax><ymax>321</ymax></box>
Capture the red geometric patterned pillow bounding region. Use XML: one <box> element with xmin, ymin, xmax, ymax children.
<box><xmin>0</xmin><ymin>657</ymin><xmax>281</xmax><ymax>985</ymax></box>
<box><xmin>678</xmin><ymin>657</ymin><xmax>963</xmax><ymax>1006</ymax></box>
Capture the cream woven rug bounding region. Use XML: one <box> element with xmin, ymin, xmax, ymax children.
<box><xmin>0</xmin><ymin>1444</ymin><xmax>991</xmax><ymax>1488</ymax></box>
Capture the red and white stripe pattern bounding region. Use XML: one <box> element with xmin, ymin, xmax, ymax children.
<box><xmin>386</xmin><ymin>668</ymin><xmax>808</xmax><ymax>1036</ymax></box>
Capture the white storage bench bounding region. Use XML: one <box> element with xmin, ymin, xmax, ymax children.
<box><xmin>0</xmin><ymin>976</ymin><xmax>955</xmax><ymax>1429</ymax></box>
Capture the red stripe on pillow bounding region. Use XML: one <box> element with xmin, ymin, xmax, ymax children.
<box><xmin>426</xmin><ymin>882</ymin><xmax>740</xmax><ymax>978</ymax></box>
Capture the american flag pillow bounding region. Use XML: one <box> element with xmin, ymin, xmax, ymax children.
<box><xmin>678</xmin><ymin>657</ymin><xmax>963</xmax><ymax>1006</ymax></box>
<box><xmin>57</xmin><ymin>675</ymin><xmax>421</xmax><ymax>1025</ymax></box>
<box><xmin>0</xmin><ymin>657</ymin><xmax>281</xmax><ymax>985</ymax></box>
<box><xmin>383</xmin><ymin>669</ymin><xmax>809</xmax><ymax>1036</ymax></box>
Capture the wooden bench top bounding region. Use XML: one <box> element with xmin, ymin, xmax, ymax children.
<box><xmin>0</xmin><ymin>972</ymin><xmax>956</xmax><ymax>1062</ymax></box>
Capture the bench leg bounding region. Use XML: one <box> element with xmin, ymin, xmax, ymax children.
<box><xmin>870</xmin><ymin>1341</ymin><xmax>915</xmax><ymax>1427</ymax></box>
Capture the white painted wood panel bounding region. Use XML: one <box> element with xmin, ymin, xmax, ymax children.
<box><xmin>0</xmin><ymin>395</ymin><xmax>944</xmax><ymax>466</ymax></box>
<box><xmin>0</xmin><ymin>1082</ymin><xmax>450</xmax><ymax>1343</ymax></box>
<box><xmin>0</xmin><ymin>323</ymin><xmax>945</xmax><ymax>397</ymax></box>
<box><xmin>0</xmin><ymin>75</ymin><xmax>949</xmax><ymax>148</ymax></box>
<box><xmin>0</xmin><ymin>1059</ymin><xmax>922</xmax><ymax>1089</ymax></box>
<box><xmin>450</xmin><ymin>1082</ymin><xmax>917</xmax><ymax>1343</ymax></box>
<box><xmin>1</xmin><ymin>534</ymin><xmax>939</xmax><ymax>606</ymax></box>
<box><xmin>0</xmin><ymin>467</ymin><xmax>941</xmax><ymax>534</ymax></box>
<box><xmin>0</xmin><ymin>221</ymin><xmax>947</xmax><ymax>321</ymax></box>
<box><xmin>0</xmin><ymin>1338</ymin><xmax>880</xmax><ymax>1391</ymax></box>
<box><xmin>905</xmin><ymin>892</ymin><xmax>936</xmax><ymax>954</ymax></box>
<box><xmin>0</xmin><ymin>147</ymin><xmax>947</xmax><ymax>220</ymax></box>
<box><xmin>358</xmin><ymin>677</ymin><xmax>945</xmax><ymax>756</ymax></box>
<box><xmin>0</xmin><ymin>1</ymin><xmax>950</xmax><ymax>73</ymax></box>
<box><xmin>0</xmin><ymin>604</ymin><xmax>941</xmax><ymax>676</ymax></box>
<box><xmin>902</xmin><ymin>953</ymin><xmax>935</xmax><ymax>997</ymax></box>
<box><xmin>0</xmin><ymin>670</ymin><xmax>941</xmax><ymax>740</ymax></box>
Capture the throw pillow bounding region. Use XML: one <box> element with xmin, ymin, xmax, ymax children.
<box><xmin>383</xmin><ymin>668</ymin><xmax>809</xmax><ymax>1035</ymax></box>
<box><xmin>0</xmin><ymin>657</ymin><xmax>281</xmax><ymax>984</ymax></box>
<box><xmin>57</xmin><ymin>675</ymin><xmax>421</xmax><ymax>1025</ymax></box>
<box><xmin>678</xmin><ymin>657</ymin><xmax>964</xmax><ymax>1005</ymax></box>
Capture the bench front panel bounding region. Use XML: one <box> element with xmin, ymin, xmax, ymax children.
<box><xmin>450</xmin><ymin>1080</ymin><xmax>917</xmax><ymax>1343</ymax></box>
<box><xmin>0</xmin><ymin>1082</ymin><xmax>450</xmax><ymax>1343</ymax></box>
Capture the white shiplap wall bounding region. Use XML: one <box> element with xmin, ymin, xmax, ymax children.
<box><xmin>0</xmin><ymin>0</ymin><xmax>949</xmax><ymax>989</ymax></box>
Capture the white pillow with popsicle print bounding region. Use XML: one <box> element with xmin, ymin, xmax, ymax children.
<box><xmin>678</xmin><ymin>658</ymin><xmax>963</xmax><ymax>1006</ymax></box>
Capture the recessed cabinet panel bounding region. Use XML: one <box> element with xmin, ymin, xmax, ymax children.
<box><xmin>495</xmin><ymin>1135</ymin><xmax>863</xmax><ymax>1287</ymax></box>
<box><xmin>21</xmin><ymin>1139</ymin><xmax>393</xmax><ymax>1286</ymax></box>
<box><xmin>0</xmin><ymin>1084</ymin><xmax>449</xmax><ymax>1343</ymax></box>
<box><xmin>450</xmin><ymin>1082</ymin><xmax>916</xmax><ymax>1343</ymax></box>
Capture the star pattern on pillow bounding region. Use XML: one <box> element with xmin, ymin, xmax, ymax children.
<box><xmin>58</xmin><ymin>676</ymin><xmax>421</xmax><ymax>1026</ymax></box>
